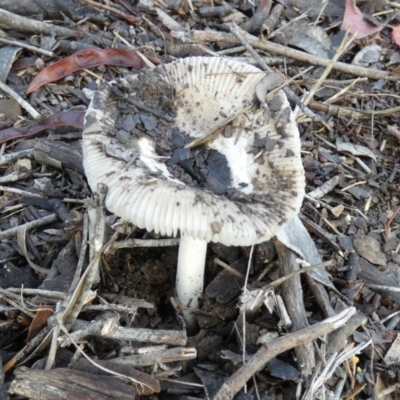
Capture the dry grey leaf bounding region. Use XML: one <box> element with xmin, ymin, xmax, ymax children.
<box><xmin>352</xmin><ymin>44</ymin><xmax>382</xmax><ymax>67</ymax></box>
<box><xmin>255</xmin><ymin>72</ymin><xmax>284</xmax><ymax>103</ymax></box>
<box><xmin>336</xmin><ymin>138</ymin><xmax>377</xmax><ymax>161</ymax></box>
<box><xmin>276</xmin><ymin>216</ymin><xmax>334</xmax><ymax>288</ymax></box>
<box><xmin>273</xmin><ymin>21</ymin><xmax>331</xmax><ymax>59</ymax></box>
<box><xmin>384</xmin><ymin>334</ymin><xmax>400</xmax><ymax>366</ymax></box>
<box><xmin>17</xmin><ymin>225</ymin><xmax>50</xmax><ymax>274</ymax></box>
<box><xmin>287</xmin><ymin>0</ymin><xmax>345</xmax><ymax>18</ymax></box>
<box><xmin>0</xmin><ymin>45</ymin><xmax>21</xmax><ymax>82</ymax></box>
<box><xmin>353</xmin><ymin>235</ymin><xmax>386</xmax><ymax>266</ymax></box>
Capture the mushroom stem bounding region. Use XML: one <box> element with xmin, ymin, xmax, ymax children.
<box><xmin>176</xmin><ymin>234</ymin><xmax>208</xmax><ymax>332</ymax></box>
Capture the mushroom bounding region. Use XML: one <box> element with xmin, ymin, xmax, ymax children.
<box><xmin>82</xmin><ymin>57</ymin><xmax>305</xmax><ymax>331</ymax></box>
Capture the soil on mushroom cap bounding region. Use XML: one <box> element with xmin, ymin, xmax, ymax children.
<box><xmin>103</xmin><ymin>68</ymin><xmax>291</xmax><ymax>208</ymax></box>
<box><xmin>107</xmin><ymin>69</ymin><xmax>237</xmax><ymax>195</ymax></box>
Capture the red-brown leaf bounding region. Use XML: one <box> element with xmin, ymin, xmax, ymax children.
<box><xmin>26</xmin><ymin>307</ymin><xmax>54</xmax><ymax>342</ymax></box>
<box><xmin>0</xmin><ymin>110</ymin><xmax>85</xmax><ymax>144</ymax></box>
<box><xmin>26</xmin><ymin>48</ymin><xmax>162</xmax><ymax>94</ymax></box>
<box><xmin>392</xmin><ymin>26</ymin><xmax>400</xmax><ymax>48</ymax></box>
<box><xmin>341</xmin><ymin>0</ymin><xmax>383</xmax><ymax>39</ymax></box>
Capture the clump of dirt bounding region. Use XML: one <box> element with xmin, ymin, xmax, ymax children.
<box><xmin>124</xmin><ymin>68</ymin><xmax>175</xmax><ymax>111</ymax></box>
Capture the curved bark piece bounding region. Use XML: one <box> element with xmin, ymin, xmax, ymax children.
<box><xmin>26</xmin><ymin>48</ymin><xmax>162</xmax><ymax>94</ymax></box>
<box><xmin>0</xmin><ymin>110</ymin><xmax>85</xmax><ymax>144</ymax></box>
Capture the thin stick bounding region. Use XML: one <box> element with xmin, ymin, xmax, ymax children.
<box><xmin>58</xmin><ymin>323</ymin><xmax>154</xmax><ymax>391</ymax></box>
<box><xmin>311</xmin><ymin>102</ymin><xmax>400</xmax><ymax>119</ymax></box>
<box><xmin>112</xmin><ymin>30</ymin><xmax>156</xmax><ymax>69</ymax></box>
<box><xmin>192</xmin><ymin>29</ymin><xmax>400</xmax><ymax>82</ymax></box>
<box><xmin>229</xmin><ymin>24</ymin><xmax>321</xmax><ymax>122</ymax></box>
<box><xmin>0</xmin><ymin>80</ymin><xmax>40</xmax><ymax>119</ymax></box>
<box><xmin>60</xmin><ymin>226</ymin><xmax>117</xmax><ymax>330</ymax></box>
<box><xmin>0</xmin><ymin>37</ymin><xmax>55</xmax><ymax>57</ymax></box>
<box><xmin>211</xmin><ymin>307</ymin><xmax>356</xmax><ymax>400</ymax></box>
<box><xmin>60</xmin><ymin>11</ymin><xmax>103</xmax><ymax>47</ymax></box>
<box><xmin>324</xmin><ymin>77</ymin><xmax>364</xmax><ymax>104</ymax></box>
<box><xmin>366</xmin><ymin>283</ymin><xmax>400</xmax><ymax>293</ymax></box>
<box><xmin>230</xmin><ymin>23</ymin><xmax>269</xmax><ymax>71</ymax></box>
<box><xmin>242</xmin><ymin>245</ymin><xmax>254</xmax><ymax>375</ymax></box>
<box><xmin>45</xmin><ymin>302</ymin><xmax>61</xmax><ymax>370</ymax></box>
<box><xmin>303</xmin><ymin>30</ymin><xmax>355</xmax><ymax>107</ymax></box>
<box><xmin>0</xmin><ymin>149</ymin><xmax>35</xmax><ymax>167</ymax></box>
<box><xmin>109</xmin><ymin>238</ymin><xmax>180</xmax><ymax>252</ymax></box>
<box><xmin>214</xmin><ymin>258</ymin><xmax>244</xmax><ymax>279</ymax></box>
<box><xmin>81</xmin><ymin>0</ymin><xmax>136</xmax><ymax>24</ymax></box>
<box><xmin>0</xmin><ymin>213</ymin><xmax>58</xmax><ymax>241</ymax></box>
<box><xmin>0</xmin><ymin>8</ymin><xmax>75</xmax><ymax>37</ymax></box>
<box><xmin>6</xmin><ymin>288</ymin><xmax>67</xmax><ymax>299</ymax></box>
<box><xmin>265</xmin><ymin>66</ymin><xmax>313</xmax><ymax>102</ymax></box>
<box><xmin>88</xmin><ymin>184</ymin><xmax>107</xmax><ymax>284</ymax></box>
<box><xmin>263</xmin><ymin>260</ymin><xmax>335</xmax><ymax>289</ymax></box>
<box><xmin>0</xmin><ymin>290</ymin><xmax>35</xmax><ymax>318</ymax></box>
<box><xmin>0</xmin><ymin>185</ymin><xmax>43</xmax><ymax>198</ymax></box>
<box><xmin>112</xmin><ymin>87</ymin><xmax>175</xmax><ymax>122</ymax></box>
<box><xmin>185</xmin><ymin>106</ymin><xmax>252</xmax><ymax>149</ymax></box>
<box><xmin>68</xmin><ymin>212</ymin><xmax>89</xmax><ymax>295</ymax></box>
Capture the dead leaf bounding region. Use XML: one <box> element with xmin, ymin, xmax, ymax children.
<box><xmin>268</xmin><ymin>358</ymin><xmax>300</xmax><ymax>380</ymax></box>
<box><xmin>26</xmin><ymin>307</ymin><xmax>54</xmax><ymax>342</ymax></box>
<box><xmin>352</xmin><ymin>44</ymin><xmax>382</xmax><ymax>67</ymax></box>
<box><xmin>26</xmin><ymin>48</ymin><xmax>162</xmax><ymax>94</ymax></box>
<box><xmin>392</xmin><ymin>26</ymin><xmax>400</xmax><ymax>48</ymax></box>
<box><xmin>276</xmin><ymin>216</ymin><xmax>335</xmax><ymax>289</ymax></box>
<box><xmin>0</xmin><ymin>99</ymin><xmax>22</xmax><ymax>129</ymax></box>
<box><xmin>384</xmin><ymin>333</ymin><xmax>400</xmax><ymax>366</ymax></box>
<box><xmin>17</xmin><ymin>225</ymin><xmax>50</xmax><ymax>275</ymax></box>
<box><xmin>387</xmin><ymin>125</ymin><xmax>400</xmax><ymax>141</ymax></box>
<box><xmin>287</xmin><ymin>0</ymin><xmax>345</xmax><ymax>19</ymax></box>
<box><xmin>274</xmin><ymin>21</ymin><xmax>331</xmax><ymax>59</ymax></box>
<box><xmin>0</xmin><ymin>110</ymin><xmax>85</xmax><ymax>144</ymax></box>
<box><xmin>255</xmin><ymin>73</ymin><xmax>284</xmax><ymax>103</ymax></box>
<box><xmin>341</xmin><ymin>0</ymin><xmax>383</xmax><ymax>39</ymax></box>
<box><xmin>0</xmin><ymin>45</ymin><xmax>22</xmax><ymax>82</ymax></box>
<box><xmin>336</xmin><ymin>138</ymin><xmax>377</xmax><ymax>161</ymax></box>
<box><xmin>353</xmin><ymin>235</ymin><xmax>386</xmax><ymax>266</ymax></box>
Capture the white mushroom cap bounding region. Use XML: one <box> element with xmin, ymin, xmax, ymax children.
<box><xmin>82</xmin><ymin>57</ymin><xmax>305</xmax><ymax>246</ymax></box>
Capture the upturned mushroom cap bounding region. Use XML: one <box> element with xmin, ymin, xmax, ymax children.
<box><xmin>82</xmin><ymin>57</ymin><xmax>305</xmax><ymax>246</ymax></box>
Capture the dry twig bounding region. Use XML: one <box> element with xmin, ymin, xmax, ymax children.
<box><xmin>0</xmin><ymin>8</ymin><xmax>75</xmax><ymax>37</ymax></box>
<box><xmin>192</xmin><ymin>29</ymin><xmax>400</xmax><ymax>82</ymax></box>
<box><xmin>212</xmin><ymin>307</ymin><xmax>356</xmax><ymax>400</ymax></box>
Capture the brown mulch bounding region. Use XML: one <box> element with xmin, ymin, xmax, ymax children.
<box><xmin>1</xmin><ymin>0</ymin><xmax>400</xmax><ymax>399</ymax></box>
